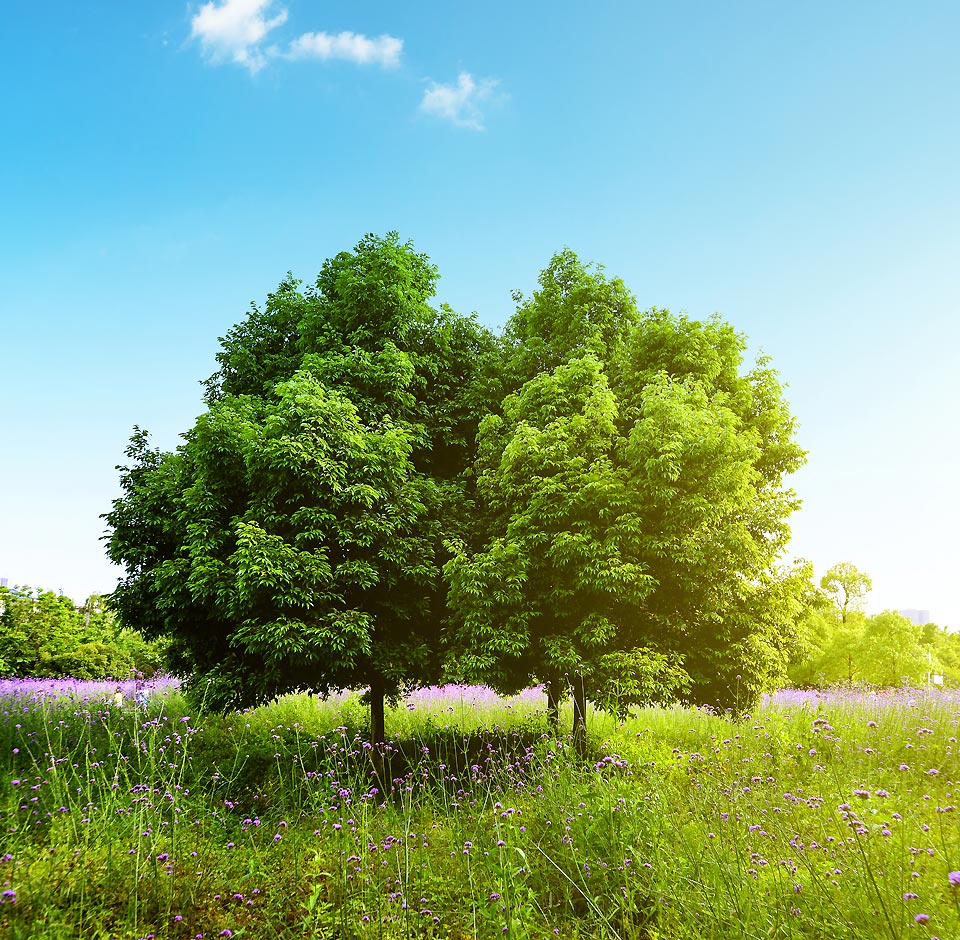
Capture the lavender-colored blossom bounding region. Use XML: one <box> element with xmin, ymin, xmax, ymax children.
<box><xmin>0</xmin><ymin>674</ymin><xmax>180</xmax><ymax>703</ymax></box>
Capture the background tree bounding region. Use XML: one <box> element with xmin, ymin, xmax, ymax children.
<box><xmin>446</xmin><ymin>250</ymin><xmax>807</xmax><ymax>735</ymax></box>
<box><xmin>0</xmin><ymin>586</ymin><xmax>76</xmax><ymax>676</ymax></box>
<box><xmin>819</xmin><ymin>562</ymin><xmax>872</xmax><ymax>623</ymax></box>
<box><xmin>787</xmin><ymin>562</ymin><xmax>871</xmax><ymax>684</ymax></box>
<box><xmin>920</xmin><ymin>622</ymin><xmax>960</xmax><ymax>685</ymax></box>
<box><xmin>785</xmin><ymin>567</ymin><xmax>838</xmax><ymax>686</ymax></box>
<box><xmin>0</xmin><ymin>585</ymin><xmax>163</xmax><ymax>679</ymax></box>
<box><xmin>808</xmin><ymin>612</ymin><xmax>867</xmax><ymax>684</ymax></box>
<box><xmin>106</xmin><ymin>234</ymin><xmax>500</xmax><ymax>739</ymax></box>
<box><xmin>858</xmin><ymin>611</ymin><xmax>930</xmax><ymax>687</ymax></box>
<box><xmin>786</xmin><ymin>562</ymin><xmax>947</xmax><ymax>688</ymax></box>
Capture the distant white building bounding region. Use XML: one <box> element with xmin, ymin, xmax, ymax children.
<box><xmin>899</xmin><ymin>608</ymin><xmax>931</xmax><ymax>625</ymax></box>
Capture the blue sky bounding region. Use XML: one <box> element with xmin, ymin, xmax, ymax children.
<box><xmin>1</xmin><ymin>1</ymin><xmax>958</xmax><ymax>628</ymax></box>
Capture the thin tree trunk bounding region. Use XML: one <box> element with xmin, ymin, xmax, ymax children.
<box><xmin>572</xmin><ymin>678</ymin><xmax>587</xmax><ymax>757</ymax></box>
<box><xmin>369</xmin><ymin>671</ymin><xmax>387</xmax><ymax>781</ymax></box>
<box><xmin>546</xmin><ymin>680</ymin><xmax>561</xmax><ymax>730</ymax></box>
<box><xmin>369</xmin><ymin>672</ymin><xmax>386</xmax><ymax>746</ymax></box>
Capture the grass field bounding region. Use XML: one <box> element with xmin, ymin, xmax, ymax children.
<box><xmin>1</xmin><ymin>680</ymin><xmax>958</xmax><ymax>939</ymax></box>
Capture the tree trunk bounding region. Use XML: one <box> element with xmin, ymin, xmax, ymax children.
<box><xmin>572</xmin><ymin>679</ymin><xmax>587</xmax><ymax>757</ymax></box>
<box><xmin>369</xmin><ymin>672</ymin><xmax>386</xmax><ymax>747</ymax></box>
<box><xmin>546</xmin><ymin>680</ymin><xmax>561</xmax><ymax>730</ymax></box>
<box><xmin>369</xmin><ymin>672</ymin><xmax>387</xmax><ymax>782</ymax></box>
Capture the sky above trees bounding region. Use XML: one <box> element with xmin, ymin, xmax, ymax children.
<box><xmin>1</xmin><ymin>1</ymin><xmax>958</xmax><ymax>628</ymax></box>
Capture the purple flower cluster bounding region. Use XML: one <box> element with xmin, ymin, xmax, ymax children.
<box><xmin>1</xmin><ymin>678</ymin><xmax>957</xmax><ymax>937</ymax></box>
<box><xmin>0</xmin><ymin>674</ymin><xmax>180</xmax><ymax>703</ymax></box>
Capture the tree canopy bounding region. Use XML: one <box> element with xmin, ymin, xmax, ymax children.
<box><xmin>447</xmin><ymin>251</ymin><xmax>807</xmax><ymax>725</ymax></box>
<box><xmin>819</xmin><ymin>562</ymin><xmax>873</xmax><ymax>623</ymax></box>
<box><xmin>106</xmin><ymin>236</ymin><xmax>810</xmax><ymax>741</ymax></box>
<box><xmin>106</xmin><ymin>233</ymin><xmax>500</xmax><ymax>738</ymax></box>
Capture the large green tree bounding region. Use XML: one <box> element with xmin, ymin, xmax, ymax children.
<box><xmin>446</xmin><ymin>250</ymin><xmax>807</xmax><ymax>734</ymax></box>
<box><xmin>445</xmin><ymin>355</ymin><xmax>685</xmax><ymax>747</ymax></box>
<box><xmin>106</xmin><ymin>234</ymin><xmax>500</xmax><ymax>739</ymax></box>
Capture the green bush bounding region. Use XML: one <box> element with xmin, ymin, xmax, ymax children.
<box><xmin>0</xmin><ymin>586</ymin><xmax>167</xmax><ymax>679</ymax></box>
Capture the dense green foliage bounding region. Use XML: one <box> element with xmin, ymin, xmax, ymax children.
<box><xmin>2</xmin><ymin>684</ymin><xmax>959</xmax><ymax>939</ymax></box>
<box><xmin>0</xmin><ymin>586</ymin><xmax>164</xmax><ymax>679</ymax></box>
<box><xmin>106</xmin><ymin>234</ymin><xmax>500</xmax><ymax>729</ymax></box>
<box><xmin>105</xmin><ymin>234</ymin><xmax>808</xmax><ymax>736</ymax></box>
<box><xmin>447</xmin><ymin>251</ymin><xmax>808</xmax><ymax>719</ymax></box>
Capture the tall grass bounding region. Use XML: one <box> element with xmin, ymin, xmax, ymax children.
<box><xmin>1</xmin><ymin>681</ymin><xmax>958</xmax><ymax>939</ymax></box>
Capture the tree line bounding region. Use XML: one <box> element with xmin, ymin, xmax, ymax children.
<box><xmin>104</xmin><ymin>232</ymin><xmax>810</xmax><ymax>743</ymax></box>
<box><xmin>0</xmin><ymin>585</ymin><xmax>165</xmax><ymax>679</ymax></box>
<box><xmin>789</xmin><ymin>562</ymin><xmax>960</xmax><ymax>687</ymax></box>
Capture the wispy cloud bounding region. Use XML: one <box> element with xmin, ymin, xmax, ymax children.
<box><xmin>189</xmin><ymin>3</ymin><xmax>502</xmax><ymax>129</ymax></box>
<box><xmin>285</xmin><ymin>31</ymin><xmax>402</xmax><ymax>68</ymax></box>
<box><xmin>190</xmin><ymin>0</ymin><xmax>402</xmax><ymax>73</ymax></box>
<box><xmin>419</xmin><ymin>72</ymin><xmax>499</xmax><ymax>130</ymax></box>
<box><xmin>191</xmin><ymin>0</ymin><xmax>287</xmax><ymax>74</ymax></box>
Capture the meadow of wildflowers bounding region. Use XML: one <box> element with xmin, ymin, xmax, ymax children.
<box><xmin>1</xmin><ymin>679</ymin><xmax>958</xmax><ymax>939</ymax></box>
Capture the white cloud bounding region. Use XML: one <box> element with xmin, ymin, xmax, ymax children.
<box><xmin>286</xmin><ymin>31</ymin><xmax>402</xmax><ymax>68</ymax></box>
<box><xmin>189</xmin><ymin>1</ymin><xmax>402</xmax><ymax>74</ymax></box>
<box><xmin>419</xmin><ymin>72</ymin><xmax>498</xmax><ymax>130</ymax></box>
<box><xmin>191</xmin><ymin>0</ymin><xmax>287</xmax><ymax>73</ymax></box>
